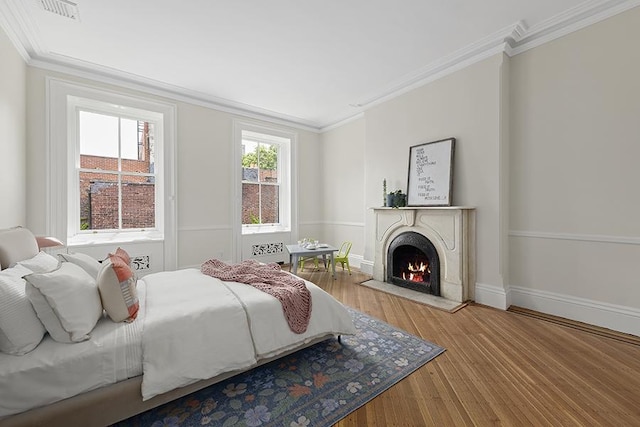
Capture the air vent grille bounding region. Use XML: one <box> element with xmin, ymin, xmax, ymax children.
<box><xmin>38</xmin><ymin>0</ymin><xmax>80</xmax><ymax>20</ymax></box>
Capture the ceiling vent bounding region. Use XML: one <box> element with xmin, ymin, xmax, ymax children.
<box><xmin>38</xmin><ymin>0</ymin><xmax>80</xmax><ymax>21</ymax></box>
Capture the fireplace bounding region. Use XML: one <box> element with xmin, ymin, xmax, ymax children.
<box><xmin>387</xmin><ymin>232</ymin><xmax>440</xmax><ymax>296</ymax></box>
<box><xmin>372</xmin><ymin>207</ymin><xmax>475</xmax><ymax>303</ymax></box>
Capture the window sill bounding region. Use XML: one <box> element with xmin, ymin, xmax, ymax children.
<box><xmin>242</xmin><ymin>226</ymin><xmax>290</xmax><ymax>235</ymax></box>
<box><xmin>68</xmin><ymin>231</ymin><xmax>164</xmax><ymax>247</ymax></box>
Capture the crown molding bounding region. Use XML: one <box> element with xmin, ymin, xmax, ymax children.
<box><xmin>347</xmin><ymin>0</ymin><xmax>640</xmax><ymax>115</ymax></box>
<box><xmin>508</xmin><ymin>0</ymin><xmax>640</xmax><ymax>55</ymax></box>
<box><xmin>2</xmin><ymin>0</ymin><xmax>49</xmax><ymax>56</ymax></box>
<box><xmin>338</xmin><ymin>0</ymin><xmax>640</xmax><ymax>127</ymax></box>
<box><xmin>349</xmin><ymin>21</ymin><xmax>526</xmax><ymax>114</ymax></box>
<box><xmin>320</xmin><ymin>112</ymin><xmax>365</xmax><ymax>133</ymax></box>
<box><xmin>0</xmin><ymin>0</ymin><xmax>322</xmax><ymax>132</ymax></box>
<box><xmin>28</xmin><ymin>53</ymin><xmax>322</xmax><ymax>132</ymax></box>
<box><xmin>0</xmin><ymin>0</ymin><xmax>35</xmax><ymax>61</ymax></box>
<box><xmin>1</xmin><ymin>0</ymin><xmax>639</xmax><ymax>131</ymax></box>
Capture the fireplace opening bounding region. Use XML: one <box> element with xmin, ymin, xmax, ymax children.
<box><xmin>386</xmin><ymin>231</ymin><xmax>440</xmax><ymax>296</ymax></box>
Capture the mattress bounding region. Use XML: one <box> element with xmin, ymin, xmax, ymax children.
<box><xmin>0</xmin><ymin>281</ymin><xmax>146</xmax><ymax>418</ymax></box>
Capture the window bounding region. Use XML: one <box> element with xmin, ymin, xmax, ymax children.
<box><xmin>66</xmin><ymin>97</ymin><xmax>165</xmax><ymax>243</ymax></box>
<box><xmin>47</xmin><ymin>79</ymin><xmax>177</xmax><ymax>263</ymax></box>
<box><xmin>236</xmin><ymin>124</ymin><xmax>294</xmax><ymax>234</ymax></box>
<box><xmin>78</xmin><ymin>110</ymin><xmax>156</xmax><ymax>231</ymax></box>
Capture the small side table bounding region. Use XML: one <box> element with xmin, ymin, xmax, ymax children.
<box><xmin>285</xmin><ymin>244</ymin><xmax>338</xmax><ymax>279</ymax></box>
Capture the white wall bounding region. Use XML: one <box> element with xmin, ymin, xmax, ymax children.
<box><xmin>297</xmin><ymin>124</ymin><xmax>324</xmax><ymax>242</ymax></box>
<box><xmin>7</xmin><ymin>6</ymin><xmax>640</xmax><ymax>335</ymax></box>
<box><xmin>323</xmin><ymin>7</ymin><xmax>640</xmax><ymax>335</ymax></box>
<box><xmin>24</xmin><ymin>68</ymin><xmax>321</xmax><ymax>269</ymax></box>
<box><xmin>319</xmin><ymin>117</ymin><xmax>366</xmax><ymax>265</ymax></box>
<box><xmin>0</xmin><ymin>25</ymin><xmax>26</xmax><ymax>229</ymax></box>
<box><xmin>362</xmin><ymin>54</ymin><xmax>509</xmax><ymax>300</ymax></box>
<box><xmin>508</xmin><ymin>7</ymin><xmax>640</xmax><ymax>335</ymax></box>
<box><xmin>175</xmin><ymin>102</ymin><xmax>235</xmax><ymax>266</ymax></box>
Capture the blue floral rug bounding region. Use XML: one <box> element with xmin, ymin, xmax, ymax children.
<box><xmin>114</xmin><ymin>308</ymin><xmax>445</xmax><ymax>427</ymax></box>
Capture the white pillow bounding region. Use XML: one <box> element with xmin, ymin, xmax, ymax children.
<box><xmin>16</xmin><ymin>251</ymin><xmax>60</xmax><ymax>273</ymax></box>
<box><xmin>58</xmin><ymin>252</ymin><xmax>101</xmax><ymax>279</ymax></box>
<box><xmin>0</xmin><ymin>227</ymin><xmax>39</xmax><ymax>271</ymax></box>
<box><xmin>0</xmin><ymin>265</ymin><xmax>46</xmax><ymax>355</ymax></box>
<box><xmin>0</xmin><ymin>263</ymin><xmax>33</xmax><ymax>278</ymax></box>
<box><xmin>25</xmin><ymin>263</ymin><xmax>103</xmax><ymax>343</ymax></box>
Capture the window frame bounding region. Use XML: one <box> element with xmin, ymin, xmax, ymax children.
<box><xmin>241</xmin><ymin>130</ymin><xmax>289</xmax><ymax>231</ymax></box>
<box><xmin>47</xmin><ymin>79</ymin><xmax>177</xmax><ymax>268</ymax></box>
<box><xmin>234</xmin><ymin>122</ymin><xmax>296</xmax><ymax>236</ymax></box>
<box><xmin>70</xmin><ymin>99</ymin><xmax>163</xmax><ymax>239</ymax></box>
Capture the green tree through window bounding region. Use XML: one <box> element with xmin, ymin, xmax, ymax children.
<box><xmin>237</xmin><ymin>123</ymin><xmax>293</xmax><ymax>235</ymax></box>
<box><xmin>242</xmin><ymin>139</ymin><xmax>280</xmax><ymax>225</ymax></box>
<box><xmin>242</xmin><ymin>144</ymin><xmax>278</xmax><ymax>170</ymax></box>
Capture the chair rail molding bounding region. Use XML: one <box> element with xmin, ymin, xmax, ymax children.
<box><xmin>321</xmin><ymin>220</ymin><xmax>365</xmax><ymax>228</ymax></box>
<box><xmin>179</xmin><ymin>225</ymin><xmax>233</xmax><ymax>232</ymax></box>
<box><xmin>509</xmin><ymin>230</ymin><xmax>640</xmax><ymax>246</ymax></box>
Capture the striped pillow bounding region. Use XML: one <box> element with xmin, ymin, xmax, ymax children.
<box><xmin>0</xmin><ymin>265</ymin><xmax>46</xmax><ymax>355</ymax></box>
<box><xmin>97</xmin><ymin>254</ymin><xmax>139</xmax><ymax>323</ymax></box>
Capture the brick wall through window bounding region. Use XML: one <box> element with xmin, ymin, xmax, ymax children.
<box><xmin>79</xmin><ymin>155</ymin><xmax>155</xmax><ymax>230</ymax></box>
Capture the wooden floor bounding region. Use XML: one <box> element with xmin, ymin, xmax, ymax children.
<box><xmin>294</xmin><ymin>267</ymin><xmax>640</xmax><ymax>427</ymax></box>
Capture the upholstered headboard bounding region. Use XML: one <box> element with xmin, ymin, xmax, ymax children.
<box><xmin>0</xmin><ymin>227</ymin><xmax>39</xmax><ymax>270</ymax></box>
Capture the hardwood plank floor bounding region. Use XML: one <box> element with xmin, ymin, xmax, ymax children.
<box><xmin>294</xmin><ymin>266</ymin><xmax>640</xmax><ymax>427</ymax></box>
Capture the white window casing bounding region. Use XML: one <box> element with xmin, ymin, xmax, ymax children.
<box><xmin>233</xmin><ymin>120</ymin><xmax>298</xmax><ymax>262</ymax></box>
<box><xmin>47</xmin><ymin>78</ymin><xmax>177</xmax><ymax>269</ymax></box>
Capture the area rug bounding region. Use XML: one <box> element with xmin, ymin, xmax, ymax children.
<box><xmin>360</xmin><ymin>280</ymin><xmax>467</xmax><ymax>313</ymax></box>
<box><xmin>114</xmin><ymin>308</ymin><xmax>445</xmax><ymax>427</ymax></box>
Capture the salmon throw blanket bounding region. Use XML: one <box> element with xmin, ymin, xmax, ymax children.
<box><xmin>201</xmin><ymin>259</ymin><xmax>312</xmax><ymax>334</ymax></box>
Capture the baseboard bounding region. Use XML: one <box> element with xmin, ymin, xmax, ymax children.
<box><xmin>507</xmin><ymin>306</ymin><xmax>640</xmax><ymax>346</ymax></box>
<box><xmin>356</xmin><ymin>270</ymin><xmax>512</xmax><ymax>310</ymax></box>
<box><xmin>509</xmin><ymin>286</ymin><xmax>640</xmax><ymax>338</ymax></box>
<box><xmin>348</xmin><ymin>254</ymin><xmax>364</xmax><ymax>269</ymax></box>
<box><xmin>354</xmin><ymin>262</ymin><xmax>640</xmax><ymax>338</ymax></box>
<box><xmin>359</xmin><ymin>259</ymin><xmax>374</xmax><ymax>275</ymax></box>
<box><xmin>474</xmin><ymin>282</ymin><xmax>509</xmax><ymax>310</ymax></box>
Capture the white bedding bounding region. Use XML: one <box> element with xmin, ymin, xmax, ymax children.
<box><xmin>0</xmin><ymin>267</ymin><xmax>356</xmax><ymax>418</ymax></box>
<box><xmin>0</xmin><ymin>281</ymin><xmax>146</xmax><ymax>418</ymax></box>
<box><xmin>140</xmin><ymin>268</ymin><xmax>356</xmax><ymax>400</ymax></box>
<box><xmin>223</xmin><ymin>275</ymin><xmax>356</xmax><ymax>358</ymax></box>
<box><xmin>141</xmin><ymin>269</ymin><xmax>258</xmax><ymax>400</ymax></box>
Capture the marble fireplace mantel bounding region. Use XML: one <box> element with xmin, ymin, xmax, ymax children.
<box><xmin>371</xmin><ymin>207</ymin><xmax>476</xmax><ymax>303</ymax></box>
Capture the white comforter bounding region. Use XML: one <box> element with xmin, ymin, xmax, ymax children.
<box><xmin>141</xmin><ymin>268</ymin><xmax>356</xmax><ymax>400</ymax></box>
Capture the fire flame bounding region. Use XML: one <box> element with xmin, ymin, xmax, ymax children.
<box><xmin>402</xmin><ymin>261</ymin><xmax>430</xmax><ymax>282</ymax></box>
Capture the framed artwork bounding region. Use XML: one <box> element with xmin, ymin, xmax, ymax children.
<box><xmin>406</xmin><ymin>137</ymin><xmax>455</xmax><ymax>206</ymax></box>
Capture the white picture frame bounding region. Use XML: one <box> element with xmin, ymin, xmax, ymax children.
<box><xmin>407</xmin><ymin>138</ymin><xmax>455</xmax><ymax>206</ymax></box>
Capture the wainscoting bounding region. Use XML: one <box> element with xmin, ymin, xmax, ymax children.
<box><xmin>508</xmin><ymin>229</ymin><xmax>640</xmax><ymax>337</ymax></box>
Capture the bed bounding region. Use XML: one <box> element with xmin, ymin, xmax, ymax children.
<box><xmin>0</xmin><ymin>227</ymin><xmax>356</xmax><ymax>427</ymax></box>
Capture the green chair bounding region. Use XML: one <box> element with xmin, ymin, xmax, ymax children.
<box><xmin>299</xmin><ymin>256</ymin><xmax>323</xmax><ymax>271</ymax></box>
<box><xmin>298</xmin><ymin>238</ymin><xmax>326</xmax><ymax>271</ymax></box>
<box><xmin>329</xmin><ymin>241</ymin><xmax>352</xmax><ymax>274</ymax></box>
